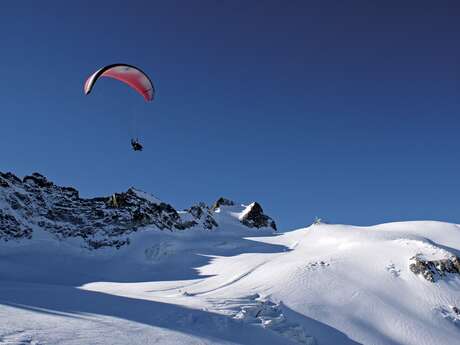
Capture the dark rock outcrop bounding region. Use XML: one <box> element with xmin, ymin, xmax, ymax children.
<box><xmin>0</xmin><ymin>209</ymin><xmax>33</xmax><ymax>241</ymax></box>
<box><xmin>409</xmin><ymin>254</ymin><xmax>460</xmax><ymax>282</ymax></box>
<box><xmin>240</xmin><ymin>202</ymin><xmax>277</xmax><ymax>231</ymax></box>
<box><xmin>211</xmin><ymin>197</ymin><xmax>235</xmax><ymax>210</ymax></box>
<box><xmin>0</xmin><ymin>171</ymin><xmax>278</xmax><ymax>249</ymax></box>
<box><xmin>437</xmin><ymin>305</ymin><xmax>460</xmax><ymax>325</ymax></box>
<box><xmin>186</xmin><ymin>202</ymin><xmax>218</xmax><ymax>230</ymax></box>
<box><xmin>453</xmin><ymin>306</ymin><xmax>460</xmax><ymax>316</ymax></box>
<box><xmin>0</xmin><ymin>172</ymin><xmax>197</xmax><ymax>249</ymax></box>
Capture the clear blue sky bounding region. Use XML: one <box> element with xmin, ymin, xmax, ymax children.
<box><xmin>1</xmin><ymin>1</ymin><xmax>459</xmax><ymax>231</ymax></box>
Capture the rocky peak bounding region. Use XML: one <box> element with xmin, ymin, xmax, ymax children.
<box><xmin>409</xmin><ymin>254</ymin><xmax>460</xmax><ymax>282</ymax></box>
<box><xmin>23</xmin><ymin>172</ymin><xmax>54</xmax><ymax>188</ymax></box>
<box><xmin>211</xmin><ymin>197</ymin><xmax>235</xmax><ymax>210</ymax></box>
<box><xmin>240</xmin><ymin>202</ymin><xmax>277</xmax><ymax>231</ymax></box>
<box><xmin>0</xmin><ymin>172</ymin><xmax>21</xmax><ymax>188</ymax></box>
<box><xmin>0</xmin><ymin>172</ymin><xmax>196</xmax><ymax>249</ymax></box>
<box><xmin>186</xmin><ymin>202</ymin><xmax>218</xmax><ymax>230</ymax></box>
<box><xmin>0</xmin><ymin>171</ymin><xmax>278</xmax><ymax>249</ymax></box>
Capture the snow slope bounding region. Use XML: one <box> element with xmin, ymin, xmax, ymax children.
<box><xmin>1</xmin><ymin>218</ymin><xmax>460</xmax><ymax>344</ymax></box>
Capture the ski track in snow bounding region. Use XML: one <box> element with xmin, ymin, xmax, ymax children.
<box><xmin>185</xmin><ymin>261</ymin><xmax>269</xmax><ymax>296</ymax></box>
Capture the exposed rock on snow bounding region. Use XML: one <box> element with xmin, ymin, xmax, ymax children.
<box><xmin>436</xmin><ymin>305</ymin><xmax>460</xmax><ymax>325</ymax></box>
<box><xmin>409</xmin><ymin>254</ymin><xmax>460</xmax><ymax>282</ymax></box>
<box><xmin>0</xmin><ymin>209</ymin><xmax>33</xmax><ymax>241</ymax></box>
<box><xmin>186</xmin><ymin>202</ymin><xmax>218</xmax><ymax>230</ymax></box>
<box><xmin>239</xmin><ymin>202</ymin><xmax>277</xmax><ymax>231</ymax></box>
<box><xmin>0</xmin><ymin>172</ymin><xmax>277</xmax><ymax>249</ymax></box>
<box><xmin>211</xmin><ymin>197</ymin><xmax>235</xmax><ymax>210</ymax></box>
<box><xmin>305</xmin><ymin>261</ymin><xmax>330</xmax><ymax>270</ymax></box>
<box><xmin>0</xmin><ymin>172</ymin><xmax>192</xmax><ymax>249</ymax></box>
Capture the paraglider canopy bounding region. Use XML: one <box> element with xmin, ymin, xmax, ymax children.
<box><xmin>84</xmin><ymin>63</ymin><xmax>155</xmax><ymax>101</ymax></box>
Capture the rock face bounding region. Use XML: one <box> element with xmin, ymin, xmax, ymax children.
<box><xmin>186</xmin><ymin>202</ymin><xmax>218</xmax><ymax>230</ymax></box>
<box><xmin>0</xmin><ymin>172</ymin><xmax>277</xmax><ymax>249</ymax></box>
<box><xmin>0</xmin><ymin>172</ymin><xmax>197</xmax><ymax>249</ymax></box>
<box><xmin>437</xmin><ymin>305</ymin><xmax>460</xmax><ymax>325</ymax></box>
<box><xmin>409</xmin><ymin>254</ymin><xmax>460</xmax><ymax>282</ymax></box>
<box><xmin>211</xmin><ymin>197</ymin><xmax>235</xmax><ymax>210</ymax></box>
<box><xmin>240</xmin><ymin>202</ymin><xmax>277</xmax><ymax>231</ymax></box>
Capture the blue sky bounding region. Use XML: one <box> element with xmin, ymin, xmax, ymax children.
<box><xmin>1</xmin><ymin>1</ymin><xmax>459</xmax><ymax>230</ymax></box>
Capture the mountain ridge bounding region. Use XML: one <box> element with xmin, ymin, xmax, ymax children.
<box><xmin>0</xmin><ymin>171</ymin><xmax>277</xmax><ymax>249</ymax></box>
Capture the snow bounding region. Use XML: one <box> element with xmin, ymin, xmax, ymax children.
<box><xmin>1</xmin><ymin>220</ymin><xmax>459</xmax><ymax>344</ymax></box>
<box><xmin>237</xmin><ymin>203</ymin><xmax>256</xmax><ymax>221</ymax></box>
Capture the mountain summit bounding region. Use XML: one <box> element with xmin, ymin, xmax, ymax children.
<box><xmin>0</xmin><ymin>171</ymin><xmax>277</xmax><ymax>249</ymax></box>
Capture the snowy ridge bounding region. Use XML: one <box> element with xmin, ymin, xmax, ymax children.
<box><xmin>0</xmin><ymin>171</ymin><xmax>276</xmax><ymax>249</ymax></box>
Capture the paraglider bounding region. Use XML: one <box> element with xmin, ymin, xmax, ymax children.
<box><xmin>83</xmin><ymin>63</ymin><xmax>155</xmax><ymax>151</ymax></box>
<box><xmin>130</xmin><ymin>138</ymin><xmax>143</xmax><ymax>151</ymax></box>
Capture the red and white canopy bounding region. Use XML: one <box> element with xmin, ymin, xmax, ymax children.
<box><xmin>84</xmin><ymin>64</ymin><xmax>155</xmax><ymax>101</ymax></box>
